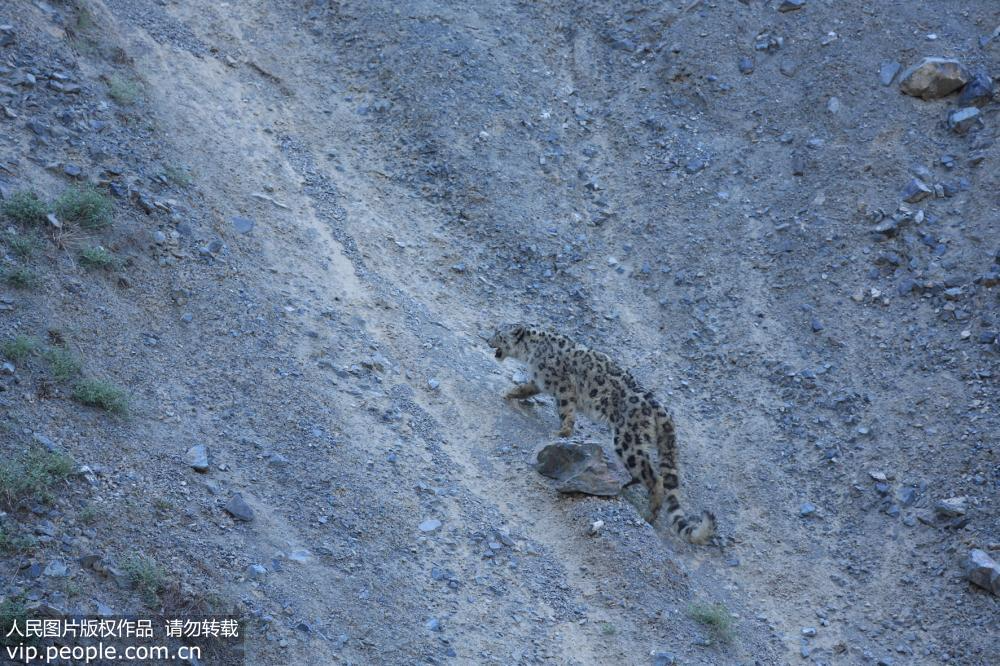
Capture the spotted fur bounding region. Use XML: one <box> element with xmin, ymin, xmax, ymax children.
<box><xmin>488</xmin><ymin>324</ymin><xmax>715</xmax><ymax>544</ymax></box>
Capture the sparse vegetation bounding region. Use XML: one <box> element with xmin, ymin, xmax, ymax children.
<box><xmin>687</xmin><ymin>602</ymin><xmax>735</xmax><ymax>644</ymax></box>
<box><xmin>43</xmin><ymin>347</ymin><xmax>82</xmax><ymax>381</ymax></box>
<box><xmin>78</xmin><ymin>504</ymin><xmax>101</xmax><ymax>525</ymax></box>
<box><xmin>0</xmin><ymin>448</ymin><xmax>75</xmax><ymax>509</ymax></box>
<box><xmin>55</xmin><ymin>185</ymin><xmax>113</xmax><ymax>229</ymax></box>
<box><xmin>123</xmin><ymin>554</ymin><xmax>167</xmax><ymax>607</ymax></box>
<box><xmin>0</xmin><ymin>191</ymin><xmax>48</xmax><ymax>225</ymax></box>
<box><xmin>2</xmin><ymin>267</ymin><xmax>38</xmax><ymax>289</ymax></box>
<box><xmin>78</xmin><ymin>245</ymin><xmax>118</xmax><ymax>270</ymax></box>
<box><xmin>164</xmin><ymin>165</ymin><xmax>193</xmax><ymax>188</ymax></box>
<box><xmin>107</xmin><ymin>74</ymin><xmax>142</xmax><ymax>106</ymax></box>
<box><xmin>0</xmin><ymin>528</ymin><xmax>37</xmax><ymax>556</ymax></box>
<box><xmin>6</xmin><ymin>233</ymin><xmax>41</xmax><ymax>259</ymax></box>
<box><xmin>1</xmin><ymin>335</ymin><xmax>37</xmax><ymax>361</ymax></box>
<box><xmin>72</xmin><ymin>377</ymin><xmax>128</xmax><ymax>414</ymax></box>
<box><xmin>0</xmin><ymin>596</ymin><xmax>28</xmax><ymax>647</ymax></box>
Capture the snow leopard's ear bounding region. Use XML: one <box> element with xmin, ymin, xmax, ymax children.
<box><xmin>512</xmin><ymin>325</ymin><xmax>527</xmax><ymax>344</ymax></box>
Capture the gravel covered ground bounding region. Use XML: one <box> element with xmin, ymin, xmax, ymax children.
<box><xmin>0</xmin><ymin>1</ymin><xmax>997</xmax><ymax>664</ymax></box>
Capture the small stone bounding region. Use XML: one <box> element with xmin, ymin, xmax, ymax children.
<box><xmin>801</xmin><ymin>627</ymin><xmax>817</xmax><ymax>637</ymax></box>
<box><xmin>180</xmin><ymin>312</ymin><xmax>194</xmax><ymax>323</ymax></box>
<box><xmin>779</xmin><ymin>59</ymin><xmax>797</xmax><ymax>77</ymax></box>
<box><xmin>934</xmin><ymin>496</ymin><xmax>967</xmax><ymax>517</ymax></box>
<box><xmin>964</xmin><ymin>549</ymin><xmax>1000</xmax><ymax>596</ymax></box>
<box><xmin>791</xmin><ymin>152</ymin><xmax>806</xmax><ymax>176</ymax></box>
<box><xmin>879</xmin><ymin>61</ymin><xmax>901</xmax><ymax>86</ymax></box>
<box><xmin>63</xmin><ymin>164</ymin><xmax>82</xmax><ymax>178</ymax></box>
<box><xmin>738</xmin><ymin>56</ymin><xmax>754</xmax><ymax>75</ymax></box>
<box><xmin>898</xmin><ymin>57</ymin><xmax>970</xmax><ymax>99</ymax></box>
<box><xmin>0</xmin><ymin>24</ymin><xmax>15</xmax><ymax>48</ymax></box>
<box><xmin>810</xmin><ymin>318</ymin><xmax>824</xmax><ymax>332</ymax></box>
<box><xmin>652</xmin><ymin>652</ymin><xmax>677</xmax><ymax>666</ymax></box>
<box><xmin>224</xmin><ymin>493</ymin><xmax>255</xmax><ymax>522</ymax></box>
<box><xmin>231</xmin><ymin>216</ymin><xmax>255</xmax><ymax>234</ymax></box>
<box><xmin>247</xmin><ymin>564</ymin><xmax>267</xmax><ymax>579</ymax></box>
<box><xmin>947</xmin><ymin>107</ymin><xmax>981</xmax><ymax>135</ymax></box>
<box><xmin>1</xmin><ymin>361</ymin><xmax>15</xmax><ymax>375</ymax></box>
<box><xmin>589</xmin><ymin>520</ymin><xmax>604</xmax><ymax>535</ymax></box>
<box><xmin>266</xmin><ymin>452</ymin><xmax>290</xmax><ymax>468</ymax></box>
<box><xmin>46</xmin><ymin>213</ymin><xmax>61</xmax><ymax>229</ymax></box>
<box><xmin>958</xmin><ymin>71</ymin><xmax>995</xmax><ymax>107</ymax></box>
<box><xmin>827</xmin><ymin>97</ymin><xmax>840</xmax><ymax>113</ymax></box>
<box><xmin>419</xmin><ymin>519</ymin><xmax>442</xmax><ymax>533</ymax></box>
<box><xmin>44</xmin><ymin>560</ymin><xmax>68</xmax><ymax>577</ymax></box>
<box><xmin>185</xmin><ymin>444</ymin><xmax>209</xmax><ymax>472</ymax></box>
<box><xmin>777</xmin><ymin>0</ymin><xmax>805</xmax><ymax>11</ymax></box>
<box><xmin>901</xmin><ymin>178</ymin><xmax>932</xmax><ymax>203</ymax></box>
<box><xmin>799</xmin><ymin>502</ymin><xmax>817</xmax><ymax>517</ymax></box>
<box><xmin>427</xmin><ymin>378</ymin><xmax>440</xmax><ymax>390</ymax></box>
<box><xmin>288</xmin><ymin>549</ymin><xmax>311</xmax><ymax>563</ymax></box>
<box><xmin>425</xmin><ymin>618</ymin><xmax>442</xmax><ymax>632</ymax></box>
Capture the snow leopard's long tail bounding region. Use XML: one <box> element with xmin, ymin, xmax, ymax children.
<box><xmin>652</xmin><ymin>412</ymin><xmax>716</xmax><ymax>544</ymax></box>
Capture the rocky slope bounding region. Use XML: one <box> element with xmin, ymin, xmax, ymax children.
<box><xmin>0</xmin><ymin>1</ymin><xmax>997</xmax><ymax>664</ymax></box>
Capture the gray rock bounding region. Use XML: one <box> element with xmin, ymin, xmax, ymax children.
<box><xmin>947</xmin><ymin>107</ymin><xmax>981</xmax><ymax>135</ymax></box>
<box><xmin>901</xmin><ymin>178</ymin><xmax>932</xmax><ymax>203</ymax></box>
<box><xmin>185</xmin><ymin>444</ymin><xmax>209</xmax><ymax>472</ymax></box>
<box><xmin>536</xmin><ymin>440</ymin><xmax>631</xmax><ymax>496</ymax></box>
<box><xmin>427</xmin><ymin>377</ymin><xmax>440</xmax><ymax>390</ymax></box>
<box><xmin>0</xmin><ymin>25</ymin><xmax>14</xmax><ymax>48</ymax></box>
<box><xmin>266</xmin><ymin>451</ymin><xmax>290</xmax><ymax>468</ymax></box>
<box><xmin>652</xmin><ymin>652</ymin><xmax>677</xmax><ymax>666</ymax></box>
<box><xmin>32</xmin><ymin>432</ymin><xmax>59</xmax><ymax>453</ymax></box>
<box><xmin>288</xmin><ymin>549</ymin><xmax>311</xmax><ymax>563</ymax></box>
<box><xmin>425</xmin><ymin>617</ymin><xmax>442</xmax><ymax>632</ymax></box>
<box><xmin>738</xmin><ymin>56</ymin><xmax>754</xmax><ymax>75</ymax></box>
<box><xmin>898</xmin><ymin>57</ymin><xmax>970</xmax><ymax>99</ymax></box>
<box><xmin>44</xmin><ymin>560</ymin><xmax>68</xmax><ymax>577</ymax></box>
<box><xmin>958</xmin><ymin>71</ymin><xmax>995</xmax><ymax>106</ymax></box>
<box><xmin>224</xmin><ymin>493</ymin><xmax>255</xmax><ymax>522</ymax></box>
<box><xmin>778</xmin><ymin>0</ymin><xmax>805</xmax><ymax>11</ymax></box>
<box><xmin>419</xmin><ymin>518</ymin><xmax>442</xmax><ymax>533</ymax></box>
<box><xmin>799</xmin><ymin>502</ymin><xmax>817</xmax><ymax>517</ymax></box>
<box><xmin>231</xmin><ymin>216</ymin><xmax>255</xmax><ymax>234</ymax></box>
<box><xmin>934</xmin><ymin>496</ymin><xmax>966</xmax><ymax>517</ymax></box>
<box><xmin>964</xmin><ymin>549</ymin><xmax>1000</xmax><ymax>596</ymax></box>
<box><xmin>879</xmin><ymin>61</ymin><xmax>901</xmax><ymax>86</ymax></box>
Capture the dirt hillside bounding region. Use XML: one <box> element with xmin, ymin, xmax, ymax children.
<box><xmin>1</xmin><ymin>1</ymin><xmax>997</xmax><ymax>664</ymax></box>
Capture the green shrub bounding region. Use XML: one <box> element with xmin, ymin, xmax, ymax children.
<box><xmin>1</xmin><ymin>335</ymin><xmax>37</xmax><ymax>361</ymax></box>
<box><xmin>55</xmin><ymin>186</ymin><xmax>112</xmax><ymax>229</ymax></box>
<box><xmin>43</xmin><ymin>347</ymin><xmax>82</xmax><ymax>381</ymax></box>
<box><xmin>0</xmin><ymin>191</ymin><xmax>48</xmax><ymax>225</ymax></box>
<box><xmin>107</xmin><ymin>75</ymin><xmax>141</xmax><ymax>106</ymax></box>
<box><xmin>0</xmin><ymin>528</ymin><xmax>37</xmax><ymax>555</ymax></box>
<box><xmin>72</xmin><ymin>378</ymin><xmax>128</xmax><ymax>414</ymax></box>
<box><xmin>2</xmin><ymin>267</ymin><xmax>38</xmax><ymax>289</ymax></box>
<box><xmin>78</xmin><ymin>245</ymin><xmax>118</xmax><ymax>270</ymax></box>
<box><xmin>0</xmin><ymin>596</ymin><xmax>28</xmax><ymax>646</ymax></box>
<box><xmin>7</xmin><ymin>234</ymin><xmax>41</xmax><ymax>259</ymax></box>
<box><xmin>687</xmin><ymin>602</ymin><xmax>735</xmax><ymax>644</ymax></box>
<box><xmin>0</xmin><ymin>448</ymin><xmax>74</xmax><ymax>509</ymax></box>
<box><xmin>123</xmin><ymin>554</ymin><xmax>166</xmax><ymax>606</ymax></box>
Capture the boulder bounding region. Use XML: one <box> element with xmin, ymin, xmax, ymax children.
<box><xmin>536</xmin><ymin>440</ymin><xmax>631</xmax><ymax>496</ymax></box>
<box><xmin>899</xmin><ymin>58</ymin><xmax>970</xmax><ymax>99</ymax></box>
